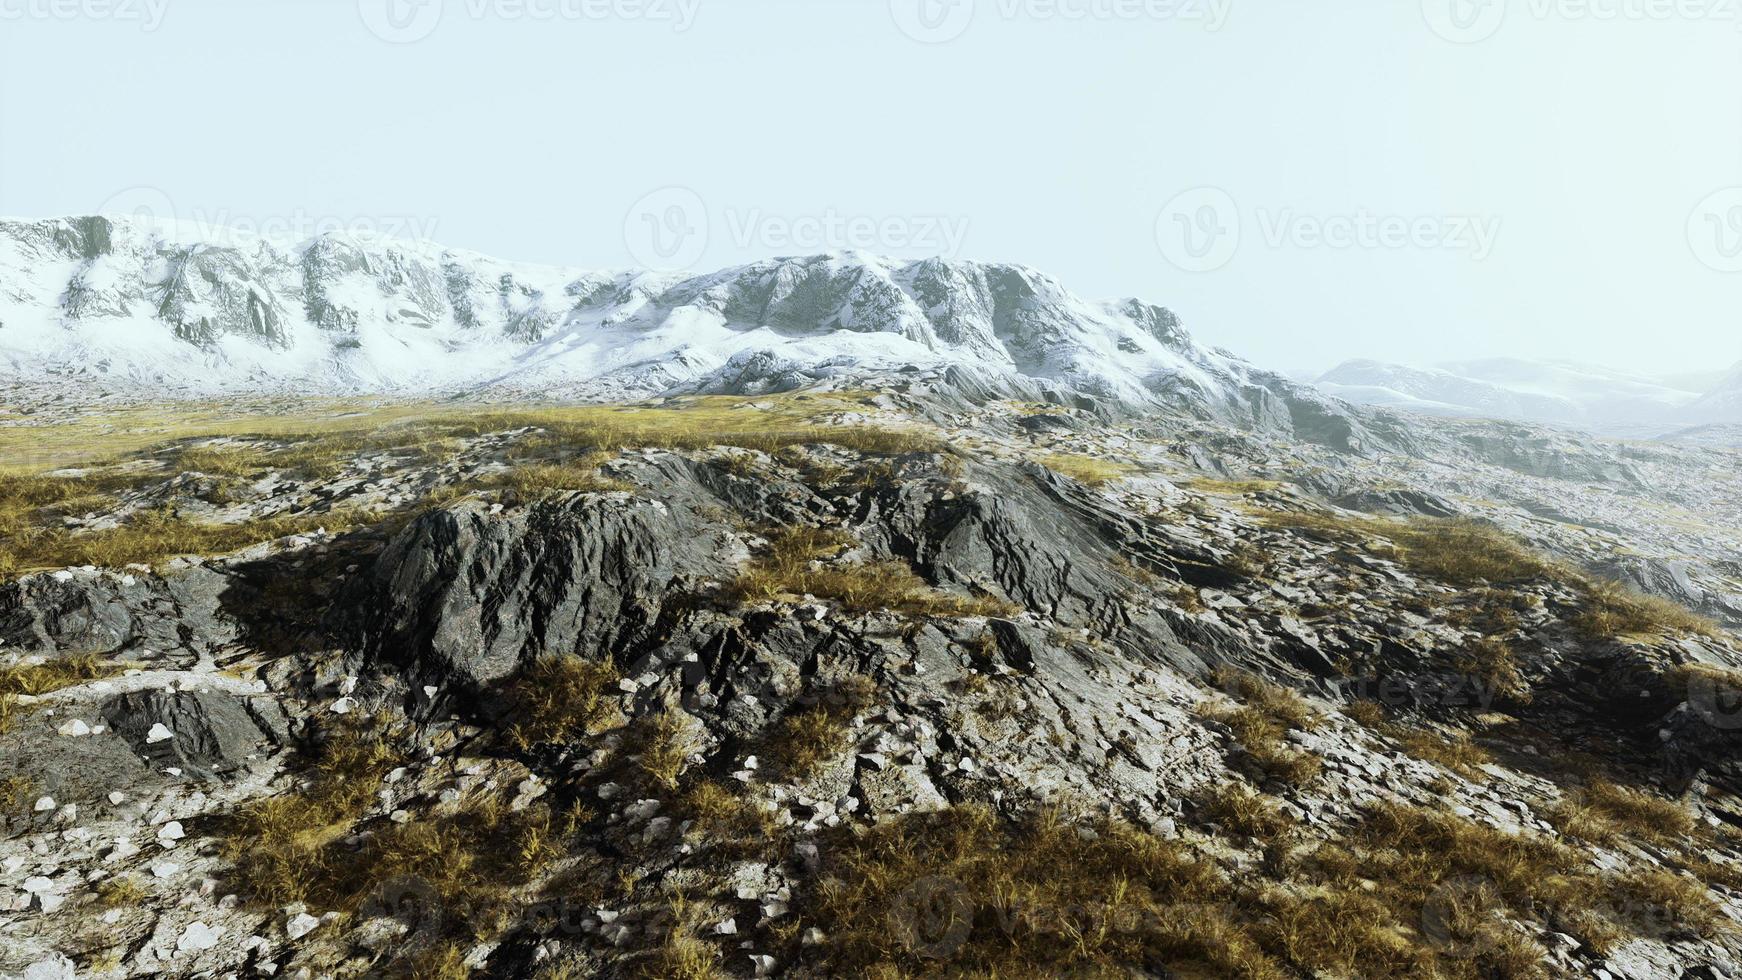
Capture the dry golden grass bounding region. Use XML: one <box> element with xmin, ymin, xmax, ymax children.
<box><xmin>1039</xmin><ymin>454</ymin><xmax>1138</xmax><ymax>487</ymax></box>
<box><xmin>643</xmin><ymin>893</ymin><xmax>727</xmax><ymax>980</ymax></box>
<box><xmin>223</xmin><ymin>717</ymin><xmax>409</xmax><ymax>905</ymax></box>
<box><xmin>1576</xmin><ymin>580</ymin><xmax>1721</xmax><ymax>641</ymax></box>
<box><xmin>1342</xmin><ymin>699</ymin><xmax>1387</xmax><ymax>727</ymax></box>
<box><xmin>1201</xmin><ymin>670</ymin><xmax>1322</xmax><ymax>786</ymax></box>
<box><xmin>636</xmin><ymin>714</ymin><xmax>696</xmax><ymax>791</ymax></box>
<box><xmin>679</xmin><ymin>781</ymin><xmax>778</xmax><ymax>854</ymax></box>
<box><xmin>3</xmin><ymin>505</ymin><xmax>379</xmax><ymax>577</ymax></box>
<box><xmin>0</xmin><ymin>775</ymin><xmax>34</xmax><ymax>813</ymax></box>
<box><xmin>1212</xmin><ymin>669</ymin><xmax>1317</xmax><ymax>730</ymax></box>
<box><xmin>809</xmin><ymin>804</ymin><xmax>1283</xmax><ymax>979</ymax></box>
<box><xmin>1456</xmin><ymin>636</ymin><xmax>1532</xmax><ymax>703</ymax></box>
<box><xmin>95</xmin><ymin>875</ymin><xmax>150</xmax><ymax>908</ymax></box>
<box><xmin>404</xmin><ymin>943</ymin><xmax>473</xmax><ymax>980</ymax></box>
<box><xmin>732</xmin><ymin>527</ymin><xmax>1017</xmax><ymax>619</ymax></box>
<box><xmin>0</xmin><ymin>652</ymin><xmax>126</xmax><ymax>697</ymax></box>
<box><xmin>1</xmin><ymin>392</ymin><xmax>953</xmax><ymax>577</ymax></box>
<box><xmin>1548</xmin><ymin>780</ymin><xmax>1695</xmax><ymax>847</ymax></box>
<box><xmin>1264</xmin><ymin>513</ymin><xmax>1554</xmax><ymax>587</ymax></box>
<box><xmin>768</xmin><ymin>707</ymin><xmax>854</xmax><ymax>780</ymax></box>
<box><xmin>1398</xmin><ymin>729</ymin><xmax>1494</xmax><ymax>779</ymax></box>
<box><xmin>507</xmin><ymin>656</ymin><xmax>622</xmax><ymax>749</ymax></box>
<box><xmin>484</xmin><ymin>456</ymin><xmax>631</xmax><ymax>500</ymax></box>
<box><xmin>1191</xmin><ymin>477</ymin><xmax>1285</xmax><ymax>496</ymax></box>
<box><xmin>1261</xmin><ymin>510</ymin><xmax>1720</xmax><ymax>643</ymax></box>
<box><xmin>226</xmin><ymin>718</ymin><xmax>569</xmax><ymax>965</ymax></box>
<box><xmin>1192</xmin><ymin>782</ymin><xmax>1293</xmax><ymax>842</ymax></box>
<box><xmin>0</xmin><ymin>653</ymin><xmax>129</xmax><ymax>734</ymax></box>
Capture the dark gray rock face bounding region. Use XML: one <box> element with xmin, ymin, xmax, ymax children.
<box><xmin>364</xmin><ymin>493</ymin><xmax>733</xmax><ymax>697</ymax></box>
<box><xmin>101</xmin><ymin>690</ymin><xmax>289</xmax><ymax>782</ymax></box>
<box><xmin>0</xmin><ymin>567</ymin><xmax>236</xmax><ymax>660</ymax></box>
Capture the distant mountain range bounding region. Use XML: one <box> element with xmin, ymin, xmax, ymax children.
<box><xmin>1317</xmin><ymin>357</ymin><xmax>1742</xmax><ymax>435</ymax></box>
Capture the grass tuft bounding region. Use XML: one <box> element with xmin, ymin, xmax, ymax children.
<box><xmin>732</xmin><ymin>527</ymin><xmax>1017</xmax><ymax>619</ymax></box>
<box><xmin>508</xmin><ymin>656</ymin><xmax>622</xmax><ymax>749</ymax></box>
<box><xmin>1040</xmin><ymin>454</ymin><xmax>1138</xmax><ymax>487</ymax></box>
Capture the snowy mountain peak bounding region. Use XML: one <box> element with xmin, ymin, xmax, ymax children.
<box><xmin>0</xmin><ymin>215</ymin><xmax>1363</xmax><ymax>443</ymax></box>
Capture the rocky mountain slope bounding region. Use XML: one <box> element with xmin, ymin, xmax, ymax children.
<box><xmin>2</xmin><ymin>386</ymin><xmax>1741</xmax><ymax>979</ymax></box>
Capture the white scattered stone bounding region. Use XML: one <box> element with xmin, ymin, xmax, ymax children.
<box><xmin>20</xmin><ymin>953</ymin><xmax>77</xmax><ymax>980</ymax></box>
<box><xmin>146</xmin><ymin>723</ymin><xmax>175</xmax><ymax>744</ymax></box>
<box><xmin>158</xmin><ymin>821</ymin><xmax>186</xmax><ymax>842</ymax></box>
<box><xmin>329</xmin><ymin>697</ymin><xmax>357</xmax><ymax>715</ymax></box>
<box><xmin>108</xmin><ymin>791</ymin><xmax>128</xmax><ymax>806</ymax></box>
<box><xmin>150</xmin><ymin>861</ymin><xmax>181</xmax><ymax>879</ymax></box>
<box><xmin>177</xmin><ymin>921</ymin><xmax>222</xmax><ymax>953</ymax></box>
<box><xmin>422</xmin><ymin>686</ymin><xmax>439</xmax><ymax>699</ymax></box>
<box><xmin>286</xmin><ymin>912</ymin><xmax>322</xmax><ymax>940</ymax></box>
<box><xmin>957</xmin><ymin>757</ymin><xmax>977</xmax><ymax>773</ymax></box>
<box><xmin>742</xmin><ymin>755</ymin><xmax>760</xmax><ymax>770</ymax></box>
<box><xmin>56</xmin><ymin>719</ymin><xmax>91</xmax><ymax>737</ymax></box>
<box><xmin>749</xmin><ymin>953</ymin><xmax>777</xmax><ymax>977</ymax></box>
<box><xmin>21</xmin><ymin>876</ymin><xmax>54</xmax><ymax>895</ymax></box>
<box><xmin>338</xmin><ymin>676</ymin><xmax>358</xmax><ymax>696</ymax></box>
<box><xmin>33</xmin><ymin>796</ymin><xmax>56</xmax><ymax>812</ymax></box>
<box><xmin>714</xmin><ymin>917</ymin><xmax>738</xmax><ymax>935</ymax></box>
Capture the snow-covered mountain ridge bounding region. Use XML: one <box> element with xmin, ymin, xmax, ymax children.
<box><xmin>0</xmin><ymin>214</ymin><xmax>1368</xmax><ymax>445</ymax></box>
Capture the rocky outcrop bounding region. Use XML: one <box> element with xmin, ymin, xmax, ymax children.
<box><xmin>364</xmin><ymin>491</ymin><xmax>733</xmax><ymax>701</ymax></box>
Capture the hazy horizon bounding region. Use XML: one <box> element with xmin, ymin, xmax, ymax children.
<box><xmin>2</xmin><ymin>0</ymin><xmax>1738</xmax><ymax>377</ymax></box>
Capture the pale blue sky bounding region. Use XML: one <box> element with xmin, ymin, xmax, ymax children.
<box><xmin>2</xmin><ymin>0</ymin><xmax>1738</xmax><ymax>376</ymax></box>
